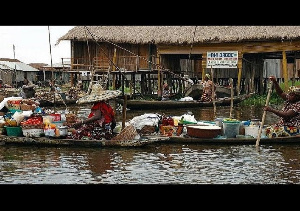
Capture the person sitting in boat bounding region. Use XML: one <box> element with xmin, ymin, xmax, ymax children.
<box><xmin>263</xmin><ymin>75</ymin><xmax>300</xmax><ymax>137</ymax></box>
<box><xmin>161</xmin><ymin>83</ymin><xmax>171</xmax><ymax>101</ymax></box>
<box><xmin>20</xmin><ymin>77</ymin><xmax>36</xmax><ymax>99</ymax></box>
<box><xmin>199</xmin><ymin>73</ymin><xmax>216</xmax><ymax>102</ymax></box>
<box><xmin>71</xmin><ymin>83</ymin><xmax>122</xmax><ymax>140</ymax></box>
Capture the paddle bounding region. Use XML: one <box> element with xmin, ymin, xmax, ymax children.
<box><xmin>255</xmin><ymin>80</ymin><xmax>273</xmax><ymax>147</ymax></box>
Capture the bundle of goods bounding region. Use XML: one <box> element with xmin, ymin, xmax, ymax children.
<box><xmin>128</xmin><ymin>113</ymin><xmax>160</xmax><ymax>135</ymax></box>
<box><xmin>19</xmin><ymin>99</ymin><xmax>39</xmax><ymax>111</ymax></box>
<box><xmin>160</xmin><ymin>115</ymin><xmax>175</xmax><ymax>136</ymax></box>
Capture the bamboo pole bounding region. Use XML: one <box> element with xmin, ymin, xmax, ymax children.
<box><xmin>122</xmin><ymin>95</ymin><xmax>127</xmax><ymax>130</ymax></box>
<box><xmin>210</xmin><ymin>67</ymin><xmax>216</xmax><ymax>118</ymax></box>
<box><xmin>256</xmin><ymin>80</ymin><xmax>273</xmax><ymax>147</ymax></box>
<box><xmin>229</xmin><ymin>78</ymin><xmax>234</xmax><ymax>119</ymax></box>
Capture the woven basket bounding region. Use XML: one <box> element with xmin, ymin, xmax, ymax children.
<box><xmin>20</xmin><ymin>104</ymin><xmax>34</xmax><ymax>111</ymax></box>
<box><xmin>137</xmin><ymin>125</ymin><xmax>156</xmax><ymax>135</ymax></box>
<box><xmin>111</xmin><ymin>123</ymin><xmax>138</xmax><ymax>141</ymax></box>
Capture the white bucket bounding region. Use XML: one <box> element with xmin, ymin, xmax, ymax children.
<box><xmin>244</xmin><ymin>125</ymin><xmax>266</xmax><ymax>138</ymax></box>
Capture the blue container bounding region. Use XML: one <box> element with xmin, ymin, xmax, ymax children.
<box><xmin>223</xmin><ymin>120</ymin><xmax>240</xmax><ymax>138</ymax></box>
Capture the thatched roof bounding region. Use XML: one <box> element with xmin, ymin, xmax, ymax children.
<box><xmin>57</xmin><ymin>26</ymin><xmax>300</xmax><ymax>45</ymax></box>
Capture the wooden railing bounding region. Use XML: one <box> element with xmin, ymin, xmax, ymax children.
<box><xmin>62</xmin><ymin>55</ymin><xmax>160</xmax><ymax>72</ymax></box>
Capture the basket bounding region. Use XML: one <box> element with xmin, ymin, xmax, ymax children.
<box><xmin>138</xmin><ymin>125</ymin><xmax>156</xmax><ymax>135</ymax></box>
<box><xmin>111</xmin><ymin>123</ymin><xmax>138</xmax><ymax>141</ymax></box>
<box><xmin>5</xmin><ymin>126</ymin><xmax>23</xmax><ymax>137</ymax></box>
<box><xmin>20</xmin><ymin>104</ymin><xmax>34</xmax><ymax>111</ymax></box>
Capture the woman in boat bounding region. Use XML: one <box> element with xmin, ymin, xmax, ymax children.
<box><xmin>199</xmin><ymin>74</ymin><xmax>216</xmax><ymax>102</ymax></box>
<box><xmin>161</xmin><ymin>83</ymin><xmax>171</xmax><ymax>101</ymax></box>
<box><xmin>20</xmin><ymin>77</ymin><xmax>36</xmax><ymax>99</ymax></box>
<box><xmin>71</xmin><ymin>83</ymin><xmax>121</xmax><ymax>140</ymax></box>
<box><xmin>264</xmin><ymin>75</ymin><xmax>300</xmax><ymax>137</ymax></box>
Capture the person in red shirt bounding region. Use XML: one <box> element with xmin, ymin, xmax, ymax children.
<box><xmin>72</xmin><ymin>83</ymin><xmax>121</xmax><ymax>140</ymax></box>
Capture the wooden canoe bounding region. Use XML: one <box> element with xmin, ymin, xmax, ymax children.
<box><xmin>0</xmin><ymin>134</ymin><xmax>168</xmax><ymax>148</ymax></box>
<box><xmin>116</xmin><ymin>94</ymin><xmax>252</xmax><ymax>110</ymax></box>
<box><xmin>39</xmin><ymin>99</ymin><xmax>77</xmax><ymax>107</ymax></box>
<box><xmin>1</xmin><ymin>133</ymin><xmax>300</xmax><ymax>148</ymax></box>
<box><xmin>164</xmin><ymin>135</ymin><xmax>300</xmax><ymax>145</ymax></box>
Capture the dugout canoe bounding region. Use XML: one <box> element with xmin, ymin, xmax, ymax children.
<box><xmin>39</xmin><ymin>98</ymin><xmax>77</xmax><ymax>107</ymax></box>
<box><xmin>0</xmin><ymin>134</ymin><xmax>168</xmax><ymax>148</ymax></box>
<box><xmin>163</xmin><ymin>134</ymin><xmax>300</xmax><ymax>145</ymax></box>
<box><xmin>116</xmin><ymin>94</ymin><xmax>252</xmax><ymax>110</ymax></box>
<box><xmin>1</xmin><ymin>133</ymin><xmax>300</xmax><ymax>147</ymax></box>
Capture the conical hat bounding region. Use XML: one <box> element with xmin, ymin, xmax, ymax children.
<box><xmin>76</xmin><ymin>83</ymin><xmax>122</xmax><ymax>104</ymax></box>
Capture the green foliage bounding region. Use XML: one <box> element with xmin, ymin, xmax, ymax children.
<box><xmin>240</xmin><ymin>92</ymin><xmax>284</xmax><ymax>106</ymax></box>
<box><xmin>240</xmin><ymin>79</ymin><xmax>300</xmax><ymax>106</ymax></box>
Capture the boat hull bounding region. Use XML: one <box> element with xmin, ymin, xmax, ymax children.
<box><xmin>116</xmin><ymin>94</ymin><xmax>252</xmax><ymax>110</ymax></box>
<box><xmin>166</xmin><ymin>135</ymin><xmax>300</xmax><ymax>145</ymax></box>
<box><xmin>1</xmin><ymin>133</ymin><xmax>300</xmax><ymax>147</ymax></box>
<box><xmin>0</xmin><ymin>135</ymin><xmax>167</xmax><ymax>147</ymax></box>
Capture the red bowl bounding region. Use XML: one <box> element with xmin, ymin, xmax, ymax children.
<box><xmin>186</xmin><ymin>125</ymin><xmax>221</xmax><ymax>138</ymax></box>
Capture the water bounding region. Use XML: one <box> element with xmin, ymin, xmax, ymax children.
<box><xmin>1</xmin><ymin>104</ymin><xmax>299</xmax><ymax>184</ymax></box>
<box><xmin>1</xmin><ymin>144</ymin><xmax>299</xmax><ymax>184</ymax></box>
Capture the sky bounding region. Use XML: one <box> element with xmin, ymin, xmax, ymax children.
<box><xmin>0</xmin><ymin>26</ymin><xmax>75</xmax><ymax>65</ymax></box>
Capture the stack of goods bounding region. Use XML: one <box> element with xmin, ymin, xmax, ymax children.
<box><xmin>4</xmin><ymin>111</ymin><xmax>25</xmax><ymax>137</ymax></box>
<box><xmin>20</xmin><ymin>115</ymin><xmax>44</xmax><ymax>137</ymax></box>
<box><xmin>35</xmin><ymin>91</ymin><xmax>62</xmax><ymax>102</ymax></box>
<box><xmin>160</xmin><ymin>116</ymin><xmax>175</xmax><ymax>136</ymax></box>
<box><xmin>6</xmin><ymin>99</ymin><xmax>22</xmax><ymax>111</ymax></box>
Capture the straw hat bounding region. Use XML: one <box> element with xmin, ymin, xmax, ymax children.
<box><xmin>76</xmin><ymin>83</ymin><xmax>122</xmax><ymax>104</ymax></box>
<box><xmin>205</xmin><ymin>74</ymin><xmax>211</xmax><ymax>79</ymax></box>
<box><xmin>288</xmin><ymin>86</ymin><xmax>300</xmax><ymax>96</ymax></box>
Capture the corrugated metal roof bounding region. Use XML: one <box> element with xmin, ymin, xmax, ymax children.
<box><xmin>0</xmin><ymin>63</ymin><xmax>14</xmax><ymax>70</ymax></box>
<box><xmin>0</xmin><ymin>61</ymin><xmax>39</xmax><ymax>72</ymax></box>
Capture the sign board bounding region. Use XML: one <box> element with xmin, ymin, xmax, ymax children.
<box><xmin>206</xmin><ymin>51</ymin><xmax>238</xmax><ymax>68</ymax></box>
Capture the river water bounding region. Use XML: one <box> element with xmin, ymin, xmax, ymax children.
<box><xmin>1</xmin><ymin>104</ymin><xmax>300</xmax><ymax>184</ymax></box>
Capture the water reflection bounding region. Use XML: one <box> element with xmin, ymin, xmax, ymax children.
<box><xmin>1</xmin><ymin>143</ymin><xmax>300</xmax><ymax>184</ymax></box>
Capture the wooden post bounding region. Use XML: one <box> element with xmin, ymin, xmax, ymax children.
<box><xmin>157</xmin><ymin>55</ymin><xmax>162</xmax><ymax>98</ymax></box>
<box><xmin>112</xmin><ymin>48</ymin><xmax>117</xmax><ymax>89</ymax></box>
<box><xmin>237</xmin><ymin>52</ymin><xmax>243</xmax><ymax>96</ymax></box>
<box><xmin>210</xmin><ymin>67</ymin><xmax>216</xmax><ymax>118</ymax></box>
<box><xmin>122</xmin><ymin>95</ymin><xmax>127</xmax><ymax>129</ymax></box>
<box><xmin>282</xmin><ymin>51</ymin><xmax>288</xmax><ymax>92</ymax></box>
